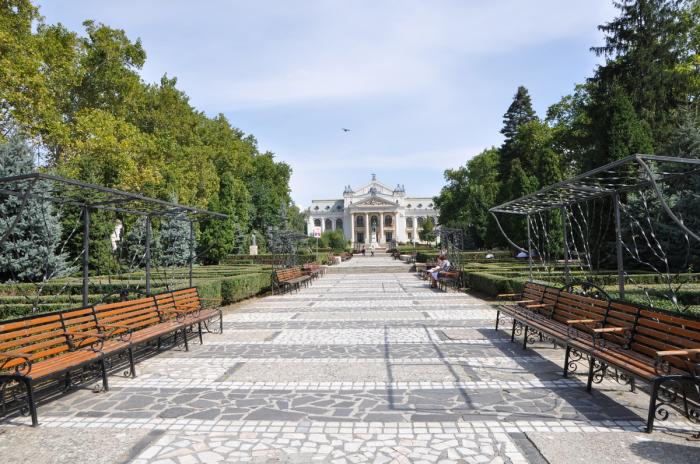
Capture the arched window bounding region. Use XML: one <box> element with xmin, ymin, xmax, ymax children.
<box><xmin>384</xmin><ymin>215</ymin><xmax>393</xmax><ymax>227</ymax></box>
<box><xmin>325</xmin><ymin>218</ymin><xmax>333</xmax><ymax>230</ymax></box>
<box><xmin>314</xmin><ymin>219</ymin><xmax>321</xmax><ymax>227</ymax></box>
<box><xmin>336</xmin><ymin>218</ymin><xmax>343</xmax><ymax>230</ymax></box>
<box><xmin>417</xmin><ymin>217</ymin><xmax>425</xmax><ymax>227</ymax></box>
<box><xmin>356</xmin><ymin>215</ymin><xmax>364</xmax><ymax>227</ymax></box>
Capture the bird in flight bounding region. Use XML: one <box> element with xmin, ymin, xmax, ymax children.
<box><xmin>342</xmin><ymin>128</ymin><xmax>351</xmax><ymax>132</ymax></box>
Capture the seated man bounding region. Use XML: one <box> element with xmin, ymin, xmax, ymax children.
<box><xmin>428</xmin><ymin>255</ymin><xmax>450</xmax><ymax>288</ymax></box>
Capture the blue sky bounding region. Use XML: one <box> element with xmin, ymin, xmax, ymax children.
<box><xmin>37</xmin><ymin>1</ymin><xmax>616</xmax><ymax>207</ymax></box>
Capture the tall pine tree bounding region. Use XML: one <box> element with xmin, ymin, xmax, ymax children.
<box><xmin>0</xmin><ymin>139</ymin><xmax>71</xmax><ymax>282</ymax></box>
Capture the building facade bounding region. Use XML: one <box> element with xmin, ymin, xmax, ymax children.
<box><xmin>306</xmin><ymin>174</ymin><xmax>438</xmax><ymax>246</ymax></box>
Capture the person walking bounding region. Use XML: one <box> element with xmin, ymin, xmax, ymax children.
<box><xmin>370</xmin><ymin>242</ymin><xmax>375</xmax><ymax>257</ymax></box>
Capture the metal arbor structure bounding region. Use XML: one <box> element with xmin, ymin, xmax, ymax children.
<box><xmin>489</xmin><ymin>155</ymin><xmax>700</xmax><ymax>304</ymax></box>
<box><xmin>0</xmin><ymin>173</ymin><xmax>227</xmax><ymax>306</ymax></box>
<box><xmin>439</xmin><ymin>227</ymin><xmax>466</xmax><ymax>269</ymax></box>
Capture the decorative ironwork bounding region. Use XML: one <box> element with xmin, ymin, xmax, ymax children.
<box><xmin>653</xmin><ymin>378</ymin><xmax>700</xmax><ymax>432</ymax></box>
<box><xmin>567</xmin><ymin>349</ymin><xmax>584</xmax><ymax>373</ymax></box>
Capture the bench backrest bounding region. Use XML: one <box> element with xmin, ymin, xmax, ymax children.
<box><xmin>275</xmin><ymin>267</ymin><xmax>303</xmax><ymax>282</ymax></box>
<box><xmin>171</xmin><ymin>287</ymin><xmax>202</xmax><ymax>313</ymax></box>
<box><xmin>542</xmin><ymin>284</ymin><xmax>700</xmax><ymax>371</ymax></box>
<box><xmin>93</xmin><ymin>296</ymin><xmax>162</xmax><ymax>335</ymax></box>
<box><xmin>521</xmin><ymin>282</ymin><xmax>547</xmax><ymax>305</ymax></box>
<box><xmin>0</xmin><ymin>313</ymin><xmax>70</xmax><ymax>370</ymax></box>
<box><xmin>617</xmin><ymin>302</ymin><xmax>700</xmax><ymax>369</ymax></box>
<box><xmin>60</xmin><ymin>306</ymin><xmax>103</xmax><ymax>350</ymax></box>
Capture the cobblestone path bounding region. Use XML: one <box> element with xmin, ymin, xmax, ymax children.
<box><xmin>4</xmin><ymin>268</ymin><xmax>700</xmax><ymax>463</ymax></box>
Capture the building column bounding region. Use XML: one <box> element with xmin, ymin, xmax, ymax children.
<box><xmin>350</xmin><ymin>213</ymin><xmax>355</xmax><ymax>247</ymax></box>
<box><xmin>365</xmin><ymin>213</ymin><xmax>369</xmax><ymax>244</ymax></box>
<box><xmin>379</xmin><ymin>213</ymin><xmax>384</xmax><ymax>244</ymax></box>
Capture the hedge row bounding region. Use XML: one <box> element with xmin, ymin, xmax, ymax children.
<box><xmin>0</xmin><ymin>272</ymin><xmax>273</xmax><ymax>320</ymax></box>
<box><xmin>223</xmin><ymin>254</ymin><xmax>325</xmax><ymax>265</ymax></box>
<box><xmin>464</xmin><ymin>272</ymin><xmax>528</xmax><ymax>297</ymax></box>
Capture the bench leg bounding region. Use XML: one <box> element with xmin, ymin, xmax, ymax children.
<box><xmin>183</xmin><ymin>328</ymin><xmax>189</xmax><ymax>351</ymax></box>
<box><xmin>219</xmin><ymin>311</ymin><xmax>223</xmax><ymax>334</ymax></box>
<box><xmin>198</xmin><ymin>321</ymin><xmax>204</xmax><ymax>344</ymax></box>
<box><xmin>495</xmin><ymin>310</ymin><xmax>500</xmax><ymax>331</ymax></box>
<box><xmin>522</xmin><ymin>326</ymin><xmax>528</xmax><ymax>350</ymax></box>
<box><xmin>127</xmin><ymin>348</ymin><xmax>136</xmax><ymax>378</ymax></box>
<box><xmin>510</xmin><ymin>319</ymin><xmax>517</xmax><ymax>342</ymax></box>
<box><xmin>100</xmin><ymin>359</ymin><xmax>109</xmax><ymax>392</ymax></box>
<box><xmin>563</xmin><ymin>346</ymin><xmax>571</xmax><ymax>378</ymax></box>
<box><xmin>646</xmin><ymin>378</ymin><xmax>663</xmax><ymax>433</ymax></box>
<box><xmin>21</xmin><ymin>378</ymin><xmax>38</xmax><ymax>427</ymax></box>
<box><xmin>586</xmin><ymin>356</ymin><xmax>595</xmax><ymax>392</ymax></box>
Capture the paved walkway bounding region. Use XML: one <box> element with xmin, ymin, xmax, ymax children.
<box><xmin>2</xmin><ymin>271</ymin><xmax>699</xmax><ymax>463</ymax></box>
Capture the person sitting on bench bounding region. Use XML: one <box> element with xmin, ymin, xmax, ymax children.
<box><xmin>428</xmin><ymin>255</ymin><xmax>450</xmax><ymax>288</ymax></box>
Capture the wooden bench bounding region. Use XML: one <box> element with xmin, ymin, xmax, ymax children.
<box><xmin>437</xmin><ymin>270</ymin><xmax>461</xmax><ymax>292</ymax></box>
<box><xmin>302</xmin><ymin>263</ymin><xmax>324</xmax><ymax>279</ymax></box>
<box><xmin>1</xmin><ymin>286</ymin><xmax>223</xmax><ymax>426</ymax></box>
<box><xmin>494</xmin><ymin>281</ymin><xmax>700</xmax><ymax>433</ymax></box>
<box><xmin>0</xmin><ymin>312</ymin><xmax>109</xmax><ymax>426</ymax></box>
<box><xmin>272</xmin><ymin>267</ymin><xmax>311</xmax><ymax>294</ymax></box>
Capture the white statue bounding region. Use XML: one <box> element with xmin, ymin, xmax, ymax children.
<box><xmin>110</xmin><ymin>219</ymin><xmax>123</xmax><ymax>251</ymax></box>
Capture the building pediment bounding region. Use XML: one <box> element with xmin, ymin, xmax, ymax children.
<box><xmin>352</xmin><ymin>196</ymin><xmax>397</xmax><ymax>207</ymax></box>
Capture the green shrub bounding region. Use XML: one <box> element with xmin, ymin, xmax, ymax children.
<box><xmin>466</xmin><ymin>272</ymin><xmax>527</xmax><ymax>297</ymax></box>
<box><xmin>220</xmin><ymin>273</ymin><xmax>271</xmax><ymax>304</ymax></box>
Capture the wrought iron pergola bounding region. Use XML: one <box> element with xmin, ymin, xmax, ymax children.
<box><xmin>0</xmin><ymin>173</ymin><xmax>228</xmax><ymax>305</ymax></box>
<box><xmin>489</xmin><ymin>155</ymin><xmax>700</xmax><ymax>297</ymax></box>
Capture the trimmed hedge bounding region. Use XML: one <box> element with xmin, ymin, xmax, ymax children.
<box><xmin>465</xmin><ymin>272</ymin><xmax>527</xmax><ymax>297</ymax></box>
<box><xmin>221</xmin><ymin>273</ymin><xmax>271</xmax><ymax>304</ymax></box>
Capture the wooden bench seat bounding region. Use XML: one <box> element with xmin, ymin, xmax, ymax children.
<box><xmin>493</xmin><ymin>281</ymin><xmax>700</xmax><ymax>433</ymax></box>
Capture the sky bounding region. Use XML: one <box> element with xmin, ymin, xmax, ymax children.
<box><xmin>36</xmin><ymin>0</ymin><xmax>617</xmax><ymax>208</ymax></box>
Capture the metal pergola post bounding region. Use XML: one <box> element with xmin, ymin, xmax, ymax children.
<box><xmin>189</xmin><ymin>220</ymin><xmax>194</xmax><ymax>288</ymax></box>
<box><xmin>145</xmin><ymin>215</ymin><xmax>152</xmax><ymax>296</ymax></box>
<box><xmin>82</xmin><ymin>206</ymin><xmax>90</xmax><ymax>307</ymax></box>
<box><xmin>526</xmin><ymin>214</ymin><xmax>533</xmax><ymax>281</ymax></box>
<box><xmin>612</xmin><ymin>192</ymin><xmax>625</xmax><ymax>298</ymax></box>
<box><xmin>561</xmin><ymin>207</ymin><xmax>570</xmax><ymax>284</ymax></box>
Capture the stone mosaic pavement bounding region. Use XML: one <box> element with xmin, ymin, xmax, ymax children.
<box><xmin>2</xmin><ymin>262</ymin><xmax>700</xmax><ymax>463</ymax></box>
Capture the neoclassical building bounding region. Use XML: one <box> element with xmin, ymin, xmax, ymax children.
<box><xmin>306</xmin><ymin>174</ymin><xmax>439</xmax><ymax>246</ymax></box>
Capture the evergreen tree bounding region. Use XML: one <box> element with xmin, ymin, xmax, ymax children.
<box><xmin>586</xmin><ymin>82</ymin><xmax>655</xmax><ymax>170</ymax></box>
<box><xmin>159</xmin><ymin>216</ymin><xmax>192</xmax><ymax>267</ymax></box>
<box><xmin>0</xmin><ymin>139</ymin><xmax>71</xmax><ymax>282</ymax></box>
<box><xmin>499</xmin><ymin>86</ymin><xmax>537</xmax><ymax>179</ymax></box>
<box><xmin>121</xmin><ymin>216</ymin><xmax>159</xmax><ymax>269</ymax></box>
<box><xmin>592</xmin><ymin>0</ymin><xmax>694</xmax><ymax>143</ymax></box>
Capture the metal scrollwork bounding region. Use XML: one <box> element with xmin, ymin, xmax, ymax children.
<box><xmin>202</xmin><ymin>318</ymin><xmax>223</xmax><ymax>335</ymax></box>
<box><xmin>513</xmin><ymin>321</ymin><xmax>524</xmax><ymax>337</ymax></box>
<box><xmin>588</xmin><ymin>357</ymin><xmax>608</xmax><ymax>384</ymax></box>
<box><xmin>0</xmin><ymin>355</ymin><xmax>32</xmax><ymax>377</ymax></box>
<box><xmin>0</xmin><ymin>379</ymin><xmax>30</xmax><ymax>417</ymax></box>
<box><xmin>568</xmin><ymin>349</ymin><xmax>583</xmax><ymax>373</ymax></box>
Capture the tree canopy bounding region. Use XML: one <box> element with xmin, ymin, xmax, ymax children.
<box><xmin>0</xmin><ymin>0</ymin><xmax>303</xmax><ymax>265</ymax></box>
<box><xmin>434</xmin><ymin>0</ymin><xmax>700</xmax><ymax>255</ymax></box>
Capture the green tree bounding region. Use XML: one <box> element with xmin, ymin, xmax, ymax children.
<box><xmin>592</xmin><ymin>0</ymin><xmax>695</xmax><ymax>143</ymax></box>
<box><xmin>0</xmin><ymin>139</ymin><xmax>71</xmax><ymax>282</ymax></box>
<box><xmin>159</xmin><ymin>214</ymin><xmax>192</xmax><ymax>267</ymax></box>
<box><xmin>419</xmin><ymin>217</ymin><xmax>437</xmax><ymax>245</ymax></box>
<box><xmin>499</xmin><ymin>86</ymin><xmax>537</xmax><ymax>179</ymax></box>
